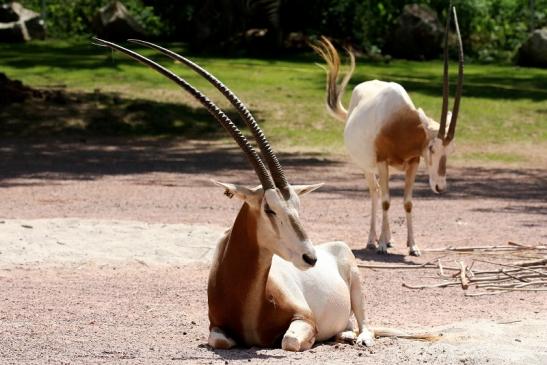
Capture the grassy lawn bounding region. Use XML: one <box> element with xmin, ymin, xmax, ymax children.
<box><xmin>1</xmin><ymin>40</ymin><xmax>546</xmax><ymax>166</ymax></box>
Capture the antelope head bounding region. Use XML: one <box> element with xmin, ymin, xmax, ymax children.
<box><xmin>214</xmin><ymin>181</ymin><xmax>322</xmax><ymax>269</ymax></box>
<box><xmin>423</xmin><ymin>5</ymin><xmax>464</xmax><ymax>194</ymax></box>
<box><xmin>93</xmin><ymin>38</ymin><xmax>319</xmax><ymax>269</ymax></box>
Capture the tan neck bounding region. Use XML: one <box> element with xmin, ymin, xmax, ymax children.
<box><xmin>208</xmin><ymin>203</ymin><xmax>273</xmax><ymax>343</ymax></box>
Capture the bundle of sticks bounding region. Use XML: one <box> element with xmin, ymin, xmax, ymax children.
<box><xmin>358</xmin><ymin>242</ymin><xmax>547</xmax><ymax>297</ymax></box>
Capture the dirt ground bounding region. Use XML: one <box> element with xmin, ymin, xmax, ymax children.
<box><xmin>1</xmin><ymin>137</ymin><xmax>546</xmax><ymax>364</ymax></box>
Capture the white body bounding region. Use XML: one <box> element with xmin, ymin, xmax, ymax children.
<box><xmin>270</xmin><ymin>243</ymin><xmax>353</xmax><ymax>341</ymax></box>
<box><xmin>207</xmin><ymin>184</ymin><xmax>375</xmax><ymax>351</ymax></box>
<box><xmin>315</xmin><ymin>37</ymin><xmax>455</xmax><ymax>257</ymax></box>
<box><xmin>344</xmin><ymin>81</ymin><xmax>420</xmax><ymax>172</ymax></box>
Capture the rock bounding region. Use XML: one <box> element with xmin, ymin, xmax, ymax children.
<box><xmin>0</xmin><ymin>2</ymin><xmax>19</xmax><ymax>22</ymax></box>
<box><xmin>517</xmin><ymin>28</ymin><xmax>547</xmax><ymax>68</ymax></box>
<box><xmin>384</xmin><ymin>4</ymin><xmax>443</xmax><ymax>60</ymax></box>
<box><xmin>91</xmin><ymin>1</ymin><xmax>146</xmax><ymax>40</ymax></box>
<box><xmin>0</xmin><ymin>73</ymin><xmax>39</xmax><ymax>105</ymax></box>
<box><xmin>0</xmin><ymin>2</ymin><xmax>45</xmax><ymax>43</ymax></box>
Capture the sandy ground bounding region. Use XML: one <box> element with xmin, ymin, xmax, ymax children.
<box><xmin>1</xmin><ymin>137</ymin><xmax>546</xmax><ymax>364</ymax></box>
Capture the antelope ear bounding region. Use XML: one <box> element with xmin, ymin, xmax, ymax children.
<box><xmin>293</xmin><ymin>183</ymin><xmax>324</xmax><ymax>196</ymax></box>
<box><xmin>212</xmin><ymin>180</ymin><xmax>257</xmax><ymax>200</ymax></box>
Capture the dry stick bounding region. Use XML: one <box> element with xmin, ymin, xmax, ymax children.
<box><xmin>438</xmin><ymin>260</ymin><xmax>452</xmax><ymax>278</ymax></box>
<box><xmin>477</xmin><ymin>280</ymin><xmax>547</xmax><ymax>289</ymax></box>
<box><xmin>358</xmin><ymin>255</ymin><xmax>454</xmax><ymax>270</ymax></box>
<box><xmin>470</xmin><ymin>266</ymin><xmax>545</xmax><ymax>275</ymax></box>
<box><xmin>508</xmin><ymin>241</ymin><xmax>546</xmax><ymax>250</ymax></box>
<box><xmin>470</xmin><ymin>275</ymin><xmax>542</xmax><ymax>284</ymax></box>
<box><xmin>501</xmin><ymin>269</ymin><xmax>529</xmax><ymax>283</ymax></box>
<box><xmin>421</xmin><ymin>245</ymin><xmax>534</xmax><ymax>253</ymax></box>
<box><xmin>474</xmin><ymin>259</ymin><xmax>547</xmax><ymax>277</ymax></box>
<box><xmin>483</xmin><ymin>287</ymin><xmax>547</xmax><ymax>292</ymax></box>
<box><xmin>402</xmin><ymin>281</ymin><xmax>460</xmax><ymax>289</ymax></box>
<box><xmin>512</xmin><ymin>257</ymin><xmax>547</xmax><ymax>267</ymax></box>
<box><xmin>465</xmin><ymin>291</ymin><xmax>509</xmax><ymax>297</ymax></box>
<box><xmin>459</xmin><ymin>261</ymin><xmax>469</xmax><ymax>290</ymax></box>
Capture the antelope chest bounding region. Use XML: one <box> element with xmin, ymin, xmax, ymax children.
<box><xmin>270</xmin><ymin>251</ymin><xmax>352</xmax><ymax>341</ymax></box>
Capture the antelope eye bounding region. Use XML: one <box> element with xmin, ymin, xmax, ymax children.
<box><xmin>429</xmin><ymin>145</ymin><xmax>435</xmax><ymax>153</ymax></box>
<box><xmin>264</xmin><ymin>205</ymin><xmax>276</xmax><ymax>215</ymax></box>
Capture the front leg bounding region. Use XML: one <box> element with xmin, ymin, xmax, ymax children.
<box><xmin>281</xmin><ymin>319</ymin><xmax>317</xmax><ymax>352</ymax></box>
<box><xmin>377</xmin><ymin>162</ymin><xmax>393</xmax><ymax>254</ymax></box>
<box><xmin>348</xmin><ymin>265</ymin><xmax>374</xmax><ymax>346</ymax></box>
<box><xmin>208</xmin><ymin>327</ymin><xmax>236</xmax><ymax>349</ymax></box>
<box><xmin>404</xmin><ymin>159</ymin><xmax>421</xmax><ymax>256</ymax></box>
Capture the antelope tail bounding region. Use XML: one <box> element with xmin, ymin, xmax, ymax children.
<box><xmin>311</xmin><ymin>36</ymin><xmax>355</xmax><ymax>122</ymax></box>
<box><xmin>372</xmin><ymin>327</ymin><xmax>441</xmax><ymax>341</ymax></box>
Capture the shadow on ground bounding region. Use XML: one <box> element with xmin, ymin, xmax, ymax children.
<box><xmin>0</xmin><ymin>87</ymin><xmax>255</xmax><ymax>137</ymax></box>
<box><xmin>0</xmin><ymin>138</ymin><xmax>545</xmax><ymax>206</ymax></box>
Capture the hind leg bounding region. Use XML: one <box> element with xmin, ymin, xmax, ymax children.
<box><xmin>208</xmin><ymin>327</ymin><xmax>236</xmax><ymax>349</ymax></box>
<box><xmin>377</xmin><ymin>162</ymin><xmax>393</xmax><ymax>254</ymax></box>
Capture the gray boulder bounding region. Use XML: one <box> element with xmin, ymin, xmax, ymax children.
<box><xmin>92</xmin><ymin>1</ymin><xmax>146</xmax><ymax>40</ymax></box>
<box><xmin>0</xmin><ymin>2</ymin><xmax>45</xmax><ymax>43</ymax></box>
<box><xmin>517</xmin><ymin>28</ymin><xmax>547</xmax><ymax>68</ymax></box>
<box><xmin>384</xmin><ymin>4</ymin><xmax>443</xmax><ymax>60</ymax></box>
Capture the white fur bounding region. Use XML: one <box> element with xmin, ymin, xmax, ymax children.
<box><xmin>325</xmin><ymin>77</ymin><xmax>455</xmax><ymax>256</ymax></box>
<box><xmin>344</xmin><ymin>81</ymin><xmax>416</xmax><ymax>172</ymax></box>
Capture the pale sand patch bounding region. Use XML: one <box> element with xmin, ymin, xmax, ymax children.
<box><xmin>0</xmin><ymin>218</ymin><xmax>225</xmax><ymax>268</ymax></box>
<box><xmin>423</xmin><ymin>320</ymin><xmax>547</xmax><ymax>364</ymax></box>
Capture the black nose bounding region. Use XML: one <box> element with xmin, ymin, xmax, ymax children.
<box><xmin>435</xmin><ymin>185</ymin><xmax>445</xmax><ymax>194</ymax></box>
<box><xmin>302</xmin><ymin>254</ymin><xmax>317</xmax><ymax>266</ymax></box>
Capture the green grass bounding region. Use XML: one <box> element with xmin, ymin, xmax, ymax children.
<box><xmin>1</xmin><ymin>40</ymin><xmax>546</xmax><ymax>165</ymax></box>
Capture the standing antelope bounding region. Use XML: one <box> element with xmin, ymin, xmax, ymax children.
<box><xmin>313</xmin><ymin>6</ymin><xmax>464</xmax><ymax>257</ymax></box>
<box><xmin>93</xmin><ymin>39</ymin><xmax>434</xmax><ymax>351</ymax></box>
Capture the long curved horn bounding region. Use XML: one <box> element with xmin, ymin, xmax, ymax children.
<box><xmin>92</xmin><ymin>38</ymin><xmax>275</xmax><ymax>191</ymax></box>
<box><xmin>438</xmin><ymin>3</ymin><xmax>452</xmax><ymax>140</ymax></box>
<box><xmin>446</xmin><ymin>6</ymin><xmax>464</xmax><ymax>142</ymax></box>
<box><xmin>128</xmin><ymin>39</ymin><xmax>289</xmax><ymax>193</ymax></box>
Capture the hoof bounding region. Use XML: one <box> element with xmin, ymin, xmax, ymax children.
<box><xmin>356</xmin><ymin>330</ymin><xmax>375</xmax><ymax>347</ymax></box>
<box><xmin>366</xmin><ymin>242</ymin><xmax>377</xmax><ymax>250</ymax></box>
<box><xmin>336</xmin><ymin>330</ymin><xmax>357</xmax><ymax>344</ymax></box>
<box><xmin>281</xmin><ymin>334</ymin><xmax>301</xmax><ymax>352</ymax></box>
<box><xmin>409</xmin><ymin>247</ymin><xmax>421</xmax><ymax>257</ymax></box>
<box><xmin>377</xmin><ymin>241</ymin><xmax>390</xmax><ymax>254</ymax></box>
<box><xmin>386</xmin><ymin>241</ymin><xmax>394</xmax><ymax>248</ymax></box>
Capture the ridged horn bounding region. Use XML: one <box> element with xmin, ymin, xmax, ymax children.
<box><xmin>446</xmin><ymin>6</ymin><xmax>464</xmax><ymax>142</ymax></box>
<box><xmin>92</xmin><ymin>38</ymin><xmax>275</xmax><ymax>190</ymax></box>
<box><xmin>438</xmin><ymin>2</ymin><xmax>452</xmax><ymax>140</ymax></box>
<box><xmin>128</xmin><ymin>39</ymin><xmax>290</xmax><ymax>194</ymax></box>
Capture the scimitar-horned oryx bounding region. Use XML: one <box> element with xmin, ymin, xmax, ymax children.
<box><xmin>313</xmin><ymin>5</ymin><xmax>464</xmax><ymax>257</ymax></box>
<box><xmin>93</xmin><ymin>38</ymin><xmax>436</xmax><ymax>351</ymax></box>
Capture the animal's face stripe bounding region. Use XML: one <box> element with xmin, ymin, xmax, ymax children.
<box><xmin>288</xmin><ymin>214</ymin><xmax>307</xmax><ymax>241</ymax></box>
<box><xmin>438</xmin><ymin>155</ymin><xmax>447</xmax><ymax>176</ymax></box>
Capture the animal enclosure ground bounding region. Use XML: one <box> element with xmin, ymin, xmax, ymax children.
<box><xmin>1</xmin><ymin>138</ymin><xmax>546</xmax><ymax>364</ymax></box>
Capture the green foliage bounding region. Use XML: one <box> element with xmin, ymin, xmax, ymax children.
<box><xmin>8</xmin><ymin>0</ymin><xmax>165</xmax><ymax>38</ymax></box>
<box><xmin>4</xmin><ymin>1</ymin><xmax>547</xmax><ymax>61</ymax></box>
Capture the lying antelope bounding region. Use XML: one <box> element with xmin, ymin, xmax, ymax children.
<box><xmin>313</xmin><ymin>6</ymin><xmax>464</xmax><ymax>257</ymax></box>
<box><xmin>93</xmin><ymin>39</ymin><xmax>434</xmax><ymax>351</ymax></box>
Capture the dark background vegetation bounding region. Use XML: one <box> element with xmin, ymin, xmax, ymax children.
<box><xmin>7</xmin><ymin>0</ymin><xmax>547</xmax><ymax>62</ymax></box>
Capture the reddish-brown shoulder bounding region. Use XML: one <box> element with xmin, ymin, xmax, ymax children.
<box><xmin>374</xmin><ymin>108</ymin><xmax>427</xmax><ymax>169</ymax></box>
